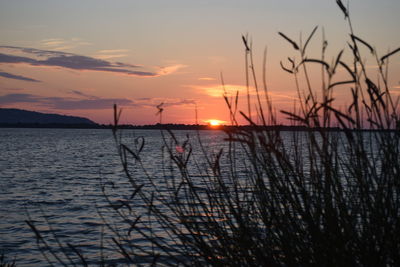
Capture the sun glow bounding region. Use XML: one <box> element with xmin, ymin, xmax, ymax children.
<box><xmin>205</xmin><ymin>119</ymin><xmax>225</xmax><ymax>126</ymax></box>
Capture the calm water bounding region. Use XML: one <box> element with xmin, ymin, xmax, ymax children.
<box><xmin>1</xmin><ymin>128</ymin><xmax>387</xmax><ymax>266</ymax></box>
<box><xmin>0</xmin><ymin>128</ymin><xmax>226</xmax><ymax>266</ymax></box>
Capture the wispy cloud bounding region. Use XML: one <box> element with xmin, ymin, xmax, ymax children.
<box><xmin>0</xmin><ymin>71</ymin><xmax>41</xmax><ymax>82</ymax></box>
<box><xmin>0</xmin><ymin>46</ymin><xmax>185</xmax><ymax>77</ymax></box>
<box><xmin>0</xmin><ymin>94</ymin><xmax>36</xmax><ymax>104</ymax></box>
<box><xmin>390</xmin><ymin>85</ymin><xmax>400</xmax><ymax>94</ymax></box>
<box><xmin>0</xmin><ymin>93</ymin><xmax>133</xmax><ymax>110</ymax></box>
<box><xmin>97</xmin><ymin>49</ymin><xmax>130</xmax><ymax>54</ymax></box>
<box><xmin>0</xmin><ymin>92</ymin><xmax>196</xmax><ymax>110</ymax></box>
<box><xmin>68</xmin><ymin>90</ymin><xmax>99</xmax><ymax>99</ymax></box>
<box><xmin>94</xmin><ymin>49</ymin><xmax>130</xmax><ymax>60</ymax></box>
<box><xmin>190</xmin><ymin>84</ymin><xmax>254</xmax><ymax>97</ymax></box>
<box><xmin>162</xmin><ymin>98</ymin><xmax>196</xmax><ymax>107</ymax></box>
<box><xmin>189</xmin><ymin>83</ymin><xmax>297</xmax><ymax>103</ymax></box>
<box><xmin>198</xmin><ymin>77</ymin><xmax>216</xmax><ymax>81</ymax></box>
<box><xmin>40</xmin><ymin>38</ymin><xmax>91</xmax><ymax>51</ymax></box>
<box><xmin>94</xmin><ymin>54</ymin><xmax>128</xmax><ymax>60</ymax></box>
<box><xmin>42</xmin><ymin>40</ymin><xmax>65</xmax><ymax>47</ymax></box>
<box><xmin>0</xmin><ymin>46</ymin><xmax>155</xmax><ymax>76</ymax></box>
<box><xmin>157</xmin><ymin>64</ymin><xmax>187</xmax><ymax>75</ymax></box>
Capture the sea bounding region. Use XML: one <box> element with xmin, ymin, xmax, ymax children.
<box><xmin>0</xmin><ymin>128</ymin><xmax>226</xmax><ymax>266</ymax></box>
<box><xmin>1</xmin><ymin>127</ymin><xmax>392</xmax><ymax>266</ymax></box>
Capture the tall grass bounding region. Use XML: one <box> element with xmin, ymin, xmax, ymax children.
<box><xmin>104</xmin><ymin>2</ymin><xmax>400</xmax><ymax>265</ymax></box>
<box><xmin>27</xmin><ymin>1</ymin><xmax>400</xmax><ymax>266</ymax></box>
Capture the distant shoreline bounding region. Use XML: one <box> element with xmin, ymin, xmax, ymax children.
<box><xmin>2</xmin><ymin>108</ymin><xmax>396</xmax><ymax>132</ymax></box>
<box><xmin>1</xmin><ymin>123</ymin><xmax>398</xmax><ymax>132</ymax></box>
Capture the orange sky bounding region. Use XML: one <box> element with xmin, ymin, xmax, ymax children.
<box><xmin>0</xmin><ymin>0</ymin><xmax>399</xmax><ymax>125</ymax></box>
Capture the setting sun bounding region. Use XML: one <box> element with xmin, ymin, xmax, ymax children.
<box><xmin>205</xmin><ymin>119</ymin><xmax>225</xmax><ymax>126</ymax></box>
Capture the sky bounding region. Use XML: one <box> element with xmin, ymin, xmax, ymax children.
<box><xmin>0</xmin><ymin>0</ymin><xmax>399</xmax><ymax>125</ymax></box>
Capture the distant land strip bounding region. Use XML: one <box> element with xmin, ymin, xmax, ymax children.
<box><xmin>1</xmin><ymin>108</ymin><xmax>398</xmax><ymax>131</ymax></box>
<box><xmin>1</xmin><ymin>123</ymin><xmax>399</xmax><ymax>132</ymax></box>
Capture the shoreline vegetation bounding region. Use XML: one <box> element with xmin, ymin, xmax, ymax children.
<box><xmin>1</xmin><ymin>122</ymin><xmax>398</xmax><ymax>132</ymax></box>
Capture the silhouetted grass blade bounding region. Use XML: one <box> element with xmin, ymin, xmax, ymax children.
<box><xmin>336</xmin><ymin>0</ymin><xmax>348</xmax><ymax>18</ymax></box>
<box><xmin>380</xmin><ymin>47</ymin><xmax>400</xmax><ymax>63</ymax></box>
<box><xmin>278</xmin><ymin>32</ymin><xmax>299</xmax><ymax>50</ymax></box>
<box><xmin>351</xmin><ymin>34</ymin><xmax>374</xmax><ymax>54</ymax></box>
<box><xmin>303</xmin><ymin>26</ymin><xmax>318</xmax><ymax>54</ymax></box>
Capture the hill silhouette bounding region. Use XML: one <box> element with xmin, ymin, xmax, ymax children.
<box><xmin>0</xmin><ymin>108</ymin><xmax>96</xmax><ymax>125</ymax></box>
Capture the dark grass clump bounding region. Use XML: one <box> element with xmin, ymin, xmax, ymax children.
<box><xmin>105</xmin><ymin>2</ymin><xmax>400</xmax><ymax>266</ymax></box>
<box><xmin>27</xmin><ymin>1</ymin><xmax>400</xmax><ymax>266</ymax></box>
<box><xmin>105</xmin><ymin>1</ymin><xmax>400</xmax><ymax>266</ymax></box>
